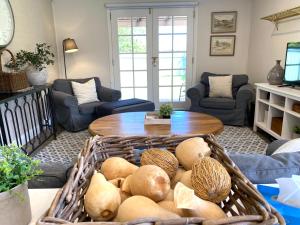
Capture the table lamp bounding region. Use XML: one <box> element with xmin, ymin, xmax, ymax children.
<box><xmin>62</xmin><ymin>38</ymin><xmax>78</xmax><ymax>79</ymax></box>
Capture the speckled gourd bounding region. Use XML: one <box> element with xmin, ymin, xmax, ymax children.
<box><xmin>191</xmin><ymin>157</ymin><xmax>231</xmax><ymax>203</ymax></box>
<box><xmin>141</xmin><ymin>148</ymin><xmax>179</xmax><ymax>179</ymax></box>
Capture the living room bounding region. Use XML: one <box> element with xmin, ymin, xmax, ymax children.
<box><xmin>0</xmin><ymin>0</ymin><xmax>300</xmax><ymax>225</ymax></box>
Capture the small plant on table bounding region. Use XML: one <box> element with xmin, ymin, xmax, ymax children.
<box><xmin>159</xmin><ymin>104</ymin><xmax>173</xmax><ymax>119</ymax></box>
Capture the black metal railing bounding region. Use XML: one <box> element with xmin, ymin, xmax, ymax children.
<box><xmin>0</xmin><ymin>85</ymin><xmax>56</xmax><ymax>155</ymax></box>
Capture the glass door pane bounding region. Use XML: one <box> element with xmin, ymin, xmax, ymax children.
<box><xmin>111</xmin><ymin>9</ymin><xmax>151</xmax><ymax>101</ymax></box>
<box><xmin>118</xmin><ymin>17</ymin><xmax>148</xmax><ymax>100</ymax></box>
<box><xmin>158</xmin><ymin>16</ymin><xmax>187</xmax><ymax>103</ymax></box>
<box><xmin>153</xmin><ymin>8</ymin><xmax>194</xmax><ymax>108</ymax></box>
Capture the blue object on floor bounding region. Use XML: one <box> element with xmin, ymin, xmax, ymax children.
<box><xmin>257</xmin><ymin>185</ymin><xmax>300</xmax><ymax>225</ymax></box>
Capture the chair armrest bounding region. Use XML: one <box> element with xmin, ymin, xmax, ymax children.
<box><xmin>52</xmin><ymin>90</ymin><xmax>78</xmax><ymax>108</ymax></box>
<box><xmin>236</xmin><ymin>84</ymin><xmax>254</xmax><ymax>109</ymax></box>
<box><xmin>186</xmin><ymin>83</ymin><xmax>206</xmax><ymax>107</ymax></box>
<box><xmin>99</xmin><ymin>86</ymin><xmax>121</xmax><ymax>102</ymax></box>
<box><xmin>266</xmin><ymin>140</ymin><xmax>289</xmax><ymax>156</ymax></box>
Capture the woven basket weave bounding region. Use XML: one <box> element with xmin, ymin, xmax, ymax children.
<box><xmin>38</xmin><ymin>135</ymin><xmax>285</xmax><ymax>225</ymax></box>
<box><xmin>0</xmin><ymin>49</ymin><xmax>29</xmax><ymax>93</ymax></box>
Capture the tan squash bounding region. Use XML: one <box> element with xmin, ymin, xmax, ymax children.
<box><xmin>179</xmin><ymin>170</ymin><xmax>192</xmax><ymax>189</ymax></box>
<box><xmin>101</xmin><ymin>157</ymin><xmax>138</xmax><ymax>180</ymax></box>
<box><xmin>141</xmin><ymin>148</ymin><xmax>179</xmax><ymax>179</ymax></box>
<box><xmin>174</xmin><ymin>182</ymin><xmax>226</xmax><ymax>220</ymax></box>
<box><xmin>191</xmin><ymin>157</ymin><xmax>231</xmax><ymax>203</ymax></box>
<box><xmin>117</xmin><ymin>188</ymin><xmax>131</xmax><ymax>203</ymax></box>
<box><xmin>165</xmin><ymin>189</ymin><xmax>174</xmax><ymax>201</ymax></box>
<box><xmin>130</xmin><ymin>165</ymin><xmax>170</xmax><ymax>202</ymax></box>
<box><xmin>109</xmin><ymin>178</ymin><xmax>124</xmax><ymax>188</ymax></box>
<box><xmin>84</xmin><ymin>172</ymin><xmax>121</xmax><ymax>221</ymax></box>
<box><xmin>158</xmin><ymin>200</ymin><xmax>185</xmax><ymax>217</ymax></box>
<box><xmin>120</xmin><ymin>174</ymin><xmax>132</xmax><ymax>194</ymax></box>
<box><xmin>175</xmin><ymin>137</ymin><xmax>211</xmax><ymax>170</ymax></box>
<box><xmin>171</xmin><ymin>168</ymin><xmax>186</xmax><ymax>188</ymax></box>
<box><xmin>115</xmin><ymin>195</ymin><xmax>180</xmax><ymax>222</ymax></box>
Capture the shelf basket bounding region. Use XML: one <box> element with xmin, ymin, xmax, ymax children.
<box><xmin>38</xmin><ymin>135</ymin><xmax>285</xmax><ymax>225</ymax></box>
<box><xmin>0</xmin><ymin>49</ymin><xmax>29</xmax><ymax>93</ymax></box>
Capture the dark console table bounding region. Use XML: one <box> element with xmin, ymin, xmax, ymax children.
<box><xmin>0</xmin><ymin>85</ymin><xmax>56</xmax><ymax>155</ymax></box>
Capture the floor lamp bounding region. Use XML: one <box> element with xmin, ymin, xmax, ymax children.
<box><xmin>62</xmin><ymin>38</ymin><xmax>78</xmax><ymax>79</ymax></box>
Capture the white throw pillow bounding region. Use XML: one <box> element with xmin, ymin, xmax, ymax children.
<box><xmin>272</xmin><ymin>138</ymin><xmax>300</xmax><ymax>155</ymax></box>
<box><xmin>71</xmin><ymin>79</ymin><xmax>99</xmax><ymax>105</ymax></box>
<box><xmin>209</xmin><ymin>75</ymin><xmax>233</xmax><ymax>98</ymax></box>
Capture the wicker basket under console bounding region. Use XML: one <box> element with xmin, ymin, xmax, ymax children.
<box><xmin>39</xmin><ymin>135</ymin><xmax>284</xmax><ymax>225</ymax></box>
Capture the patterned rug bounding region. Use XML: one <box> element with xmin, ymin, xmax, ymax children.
<box><xmin>32</xmin><ymin>126</ymin><xmax>268</xmax><ymax>165</ymax></box>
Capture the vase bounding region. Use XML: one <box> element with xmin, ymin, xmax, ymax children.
<box><xmin>267</xmin><ymin>60</ymin><xmax>284</xmax><ymax>85</ymax></box>
<box><xmin>26</xmin><ymin>66</ymin><xmax>48</xmax><ymax>86</ymax></box>
<box><xmin>0</xmin><ymin>182</ymin><xmax>32</xmax><ymax>225</ymax></box>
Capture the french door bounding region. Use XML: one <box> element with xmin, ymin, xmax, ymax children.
<box><xmin>110</xmin><ymin>7</ymin><xmax>195</xmax><ymax>108</ymax></box>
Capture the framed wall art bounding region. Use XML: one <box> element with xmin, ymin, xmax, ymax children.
<box><xmin>211</xmin><ymin>11</ymin><xmax>237</xmax><ymax>33</ymax></box>
<box><xmin>210</xmin><ymin>35</ymin><xmax>236</xmax><ymax>56</ymax></box>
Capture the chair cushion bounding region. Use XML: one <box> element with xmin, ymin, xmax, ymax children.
<box><xmin>200</xmin><ymin>72</ymin><xmax>248</xmax><ymax>98</ymax></box>
<box><xmin>79</xmin><ymin>101</ymin><xmax>103</xmax><ymax>114</ymax></box>
<box><xmin>200</xmin><ymin>97</ymin><xmax>236</xmax><ymax>109</ymax></box>
<box><xmin>52</xmin><ymin>77</ymin><xmax>101</xmax><ymax>96</ymax></box>
<box><xmin>229</xmin><ymin>152</ymin><xmax>300</xmax><ymax>184</ymax></box>
<box><xmin>96</xmin><ymin>98</ymin><xmax>155</xmax><ymax>117</ymax></box>
<box><xmin>209</xmin><ymin>75</ymin><xmax>233</xmax><ymax>98</ymax></box>
<box><xmin>72</xmin><ymin>79</ymin><xmax>99</xmax><ymax>105</ymax></box>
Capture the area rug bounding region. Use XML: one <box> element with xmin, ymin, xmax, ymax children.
<box><xmin>33</xmin><ymin>126</ymin><xmax>268</xmax><ymax>165</ymax></box>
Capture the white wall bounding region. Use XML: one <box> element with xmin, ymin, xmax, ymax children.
<box><xmin>196</xmin><ymin>0</ymin><xmax>252</xmax><ymax>82</ymax></box>
<box><xmin>52</xmin><ymin>0</ymin><xmax>111</xmax><ymax>85</ymax></box>
<box><xmin>248</xmin><ymin>0</ymin><xmax>300</xmax><ymax>84</ymax></box>
<box><xmin>4</xmin><ymin>0</ymin><xmax>59</xmax><ymax>82</ymax></box>
<box><xmin>52</xmin><ymin>0</ymin><xmax>253</xmax><ymax>86</ymax></box>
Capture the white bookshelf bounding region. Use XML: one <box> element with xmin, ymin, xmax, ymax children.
<box><xmin>254</xmin><ymin>83</ymin><xmax>300</xmax><ymax>140</ymax></box>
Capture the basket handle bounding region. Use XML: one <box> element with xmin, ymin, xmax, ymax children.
<box><xmin>0</xmin><ymin>48</ymin><xmax>16</xmax><ymax>73</ymax></box>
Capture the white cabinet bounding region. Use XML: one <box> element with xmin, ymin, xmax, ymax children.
<box><xmin>254</xmin><ymin>83</ymin><xmax>300</xmax><ymax>140</ymax></box>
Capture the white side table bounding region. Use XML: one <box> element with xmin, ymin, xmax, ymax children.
<box><xmin>28</xmin><ymin>189</ymin><xmax>59</xmax><ymax>225</ymax></box>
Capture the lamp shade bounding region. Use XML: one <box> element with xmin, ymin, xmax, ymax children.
<box><xmin>63</xmin><ymin>38</ymin><xmax>78</xmax><ymax>53</ymax></box>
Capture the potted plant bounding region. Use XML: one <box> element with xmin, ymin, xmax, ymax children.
<box><xmin>5</xmin><ymin>43</ymin><xmax>54</xmax><ymax>86</ymax></box>
<box><xmin>159</xmin><ymin>104</ymin><xmax>173</xmax><ymax>119</ymax></box>
<box><xmin>0</xmin><ymin>144</ymin><xmax>42</xmax><ymax>225</ymax></box>
<box><xmin>293</xmin><ymin>126</ymin><xmax>300</xmax><ymax>139</ymax></box>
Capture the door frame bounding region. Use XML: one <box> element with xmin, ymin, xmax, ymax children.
<box><xmin>106</xmin><ymin>2</ymin><xmax>199</xmax><ymax>109</ymax></box>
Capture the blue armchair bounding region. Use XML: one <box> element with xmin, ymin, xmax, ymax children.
<box><xmin>52</xmin><ymin>77</ymin><xmax>121</xmax><ymax>132</ymax></box>
<box><xmin>187</xmin><ymin>72</ymin><xmax>254</xmax><ymax>126</ymax></box>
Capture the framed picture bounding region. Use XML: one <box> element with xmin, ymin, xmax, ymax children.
<box><xmin>211</xmin><ymin>11</ymin><xmax>237</xmax><ymax>33</ymax></box>
<box><xmin>210</xmin><ymin>35</ymin><xmax>236</xmax><ymax>56</ymax></box>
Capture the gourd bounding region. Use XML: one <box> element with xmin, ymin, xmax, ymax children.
<box><xmin>120</xmin><ymin>174</ymin><xmax>132</xmax><ymax>194</ymax></box>
<box><xmin>179</xmin><ymin>170</ymin><xmax>192</xmax><ymax>189</ymax></box>
<box><xmin>191</xmin><ymin>157</ymin><xmax>231</xmax><ymax>203</ymax></box>
<box><xmin>175</xmin><ymin>137</ymin><xmax>211</xmax><ymax>170</ymax></box>
<box><xmin>141</xmin><ymin>148</ymin><xmax>179</xmax><ymax>179</ymax></box>
<box><xmin>174</xmin><ymin>182</ymin><xmax>226</xmax><ymax>220</ymax></box>
<box><xmin>115</xmin><ymin>195</ymin><xmax>180</xmax><ymax>222</ymax></box>
<box><xmin>109</xmin><ymin>178</ymin><xmax>124</xmax><ymax>188</ymax></box>
<box><xmin>165</xmin><ymin>189</ymin><xmax>174</xmax><ymax>201</ymax></box>
<box><xmin>117</xmin><ymin>188</ymin><xmax>131</xmax><ymax>203</ymax></box>
<box><xmin>84</xmin><ymin>172</ymin><xmax>121</xmax><ymax>221</ymax></box>
<box><xmin>171</xmin><ymin>168</ymin><xmax>186</xmax><ymax>188</ymax></box>
<box><xmin>130</xmin><ymin>165</ymin><xmax>170</xmax><ymax>202</ymax></box>
<box><xmin>101</xmin><ymin>157</ymin><xmax>138</xmax><ymax>180</ymax></box>
<box><xmin>158</xmin><ymin>200</ymin><xmax>185</xmax><ymax>216</ymax></box>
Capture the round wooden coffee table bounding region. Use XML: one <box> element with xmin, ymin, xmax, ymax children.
<box><xmin>88</xmin><ymin>111</ymin><xmax>223</xmax><ymax>136</ymax></box>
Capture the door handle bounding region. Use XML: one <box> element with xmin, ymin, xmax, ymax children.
<box><xmin>152</xmin><ymin>57</ymin><xmax>158</xmax><ymax>67</ymax></box>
